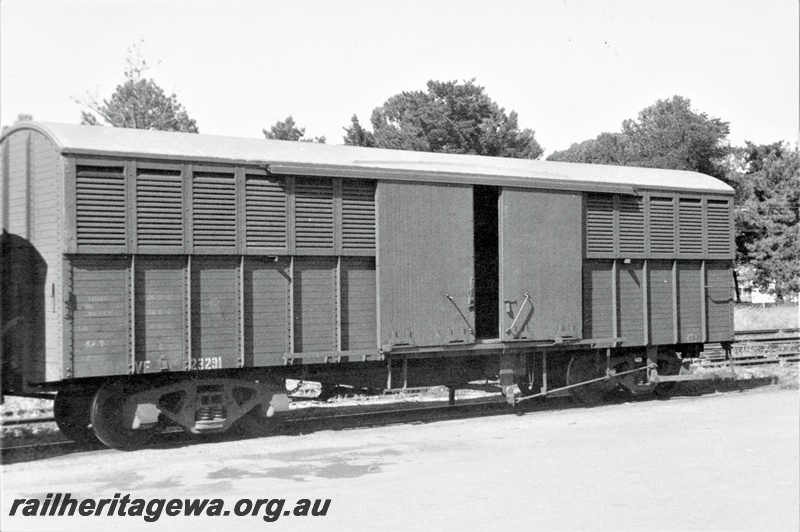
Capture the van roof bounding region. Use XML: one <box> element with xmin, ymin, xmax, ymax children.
<box><xmin>2</xmin><ymin>122</ymin><xmax>734</xmax><ymax>195</ymax></box>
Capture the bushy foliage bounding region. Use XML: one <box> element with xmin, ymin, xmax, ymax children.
<box><xmin>344</xmin><ymin>79</ymin><xmax>543</xmax><ymax>159</ymax></box>
<box><xmin>549</xmin><ymin>96</ymin><xmax>730</xmax><ymax>178</ymax></box>
<box><xmin>731</xmin><ymin>142</ymin><xmax>799</xmax><ymax>298</ymax></box>
<box><xmin>263</xmin><ymin>116</ymin><xmax>325</xmax><ymax>143</ymax></box>
<box><xmin>78</xmin><ymin>43</ymin><xmax>198</xmax><ymax>133</ymax></box>
<box><xmin>545</xmin><ymin>132</ymin><xmax>632</xmax><ymax>166</ymax></box>
<box><xmin>546</xmin><ymin>95</ymin><xmax>796</xmax><ymax>298</ymax></box>
<box><xmin>343</xmin><ymin>115</ymin><xmax>375</xmax><ymax>147</ymax></box>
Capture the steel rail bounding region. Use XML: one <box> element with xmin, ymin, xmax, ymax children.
<box><xmin>0</xmin><ymin>416</ymin><xmax>54</xmax><ymax>427</ymax></box>
<box><xmin>735</xmin><ymin>328</ymin><xmax>799</xmax><ymax>337</ymax></box>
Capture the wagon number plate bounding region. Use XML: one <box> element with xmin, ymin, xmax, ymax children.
<box><xmin>190</xmin><ymin>356</ymin><xmax>223</xmax><ymax>370</ymax></box>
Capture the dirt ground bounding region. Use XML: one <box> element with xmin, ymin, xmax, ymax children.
<box><xmin>1</xmin><ymin>386</ymin><xmax>798</xmax><ymax>532</ymax></box>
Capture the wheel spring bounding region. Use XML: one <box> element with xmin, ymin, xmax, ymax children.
<box><xmin>195</xmin><ymin>390</ymin><xmax>227</xmax><ymax>422</ymax></box>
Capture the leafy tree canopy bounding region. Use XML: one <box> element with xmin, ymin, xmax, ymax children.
<box><xmin>546</xmin><ymin>96</ymin><xmax>798</xmax><ymax>298</ymax></box>
<box><xmin>343</xmin><ymin>115</ymin><xmax>375</xmax><ymax>147</ymax></box>
<box><xmin>343</xmin><ymin>79</ymin><xmax>543</xmax><ymax>159</ymax></box>
<box><xmin>548</xmin><ymin>96</ymin><xmax>730</xmax><ymax>178</ymax></box>
<box><xmin>263</xmin><ymin>116</ymin><xmax>325</xmax><ymax>143</ymax></box>
<box><xmin>731</xmin><ymin>142</ymin><xmax>799</xmax><ymax>298</ymax></box>
<box><xmin>545</xmin><ymin>132</ymin><xmax>632</xmax><ymax>166</ymax></box>
<box><xmin>77</xmin><ymin>43</ymin><xmax>198</xmax><ymax>133</ymax></box>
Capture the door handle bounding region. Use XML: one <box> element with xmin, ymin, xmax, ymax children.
<box><xmin>446</xmin><ymin>294</ymin><xmax>474</xmax><ymax>336</ymax></box>
<box><xmin>505</xmin><ymin>292</ymin><xmax>531</xmax><ymax>335</ymax></box>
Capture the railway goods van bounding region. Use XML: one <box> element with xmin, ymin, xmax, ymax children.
<box><xmin>0</xmin><ymin>122</ymin><xmax>735</xmax><ymax>448</ymax></box>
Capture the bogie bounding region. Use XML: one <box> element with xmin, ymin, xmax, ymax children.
<box><xmin>86</xmin><ymin>375</ymin><xmax>289</xmax><ymax>449</ymax></box>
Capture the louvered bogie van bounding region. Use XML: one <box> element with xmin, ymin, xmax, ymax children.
<box><xmin>0</xmin><ymin>123</ymin><xmax>735</xmax><ymax>448</ymax></box>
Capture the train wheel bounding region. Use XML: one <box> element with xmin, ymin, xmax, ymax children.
<box><xmin>654</xmin><ymin>352</ymin><xmax>682</xmax><ymax>397</ymax></box>
<box><xmin>566</xmin><ymin>352</ymin><xmax>619</xmax><ymax>405</ymax></box>
<box><xmin>90</xmin><ymin>381</ymin><xmax>155</xmax><ymax>450</ymax></box>
<box><xmin>53</xmin><ymin>390</ymin><xmax>97</xmax><ymax>444</ymax></box>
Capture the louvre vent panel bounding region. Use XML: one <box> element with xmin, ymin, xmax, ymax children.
<box><xmin>295</xmin><ymin>177</ymin><xmax>334</xmax><ymax>251</ymax></box>
<box><xmin>192</xmin><ymin>171</ymin><xmax>237</xmax><ymax>248</ymax></box>
<box><xmin>707</xmin><ymin>200</ymin><xmax>731</xmax><ymax>256</ymax></box>
<box><xmin>678</xmin><ymin>198</ymin><xmax>703</xmax><ymax>254</ymax></box>
<box><xmin>585</xmin><ymin>194</ymin><xmax>615</xmax><ymax>254</ymax></box>
<box><xmin>342</xmin><ymin>179</ymin><xmax>376</xmax><ymax>251</ymax></box>
<box><xmin>136</xmin><ymin>168</ymin><xmax>183</xmax><ymax>247</ymax></box>
<box><xmin>649</xmin><ymin>196</ymin><xmax>675</xmax><ymax>255</ymax></box>
<box><xmin>76</xmin><ymin>165</ymin><xmax>127</xmax><ymax>247</ymax></box>
<box><xmin>245</xmin><ymin>175</ymin><xmax>287</xmax><ymax>249</ymax></box>
<box><xmin>618</xmin><ymin>196</ymin><xmax>645</xmax><ymax>254</ymax></box>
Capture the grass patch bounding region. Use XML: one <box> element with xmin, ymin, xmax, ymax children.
<box><xmin>735</xmin><ymin>303</ymin><xmax>799</xmax><ymax>331</ymax></box>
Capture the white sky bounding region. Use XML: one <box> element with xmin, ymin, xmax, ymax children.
<box><xmin>1</xmin><ymin>0</ymin><xmax>798</xmax><ymax>155</ymax></box>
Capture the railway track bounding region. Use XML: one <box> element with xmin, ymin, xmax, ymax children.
<box><xmin>3</xmin><ymin>367</ymin><xmax>791</xmax><ymax>465</ymax></box>
<box><xmin>0</xmin><ymin>394</ymin><xmax>539</xmax><ymax>463</ymax></box>
<box><xmin>0</xmin><ymin>414</ymin><xmax>55</xmax><ymax>426</ymax></box>
<box><xmin>700</xmin><ymin>329</ymin><xmax>800</xmax><ymax>367</ymax></box>
<box><xmin>2</xmin><ymin>329</ymin><xmax>797</xmax><ymax>462</ymax></box>
<box><xmin>732</xmin><ymin>327</ymin><xmax>799</xmax><ymax>338</ymax></box>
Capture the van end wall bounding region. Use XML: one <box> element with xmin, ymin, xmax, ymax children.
<box><xmin>1</xmin><ymin>129</ymin><xmax>64</xmax><ymax>390</ymax></box>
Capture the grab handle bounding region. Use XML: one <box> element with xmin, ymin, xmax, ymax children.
<box><xmin>446</xmin><ymin>294</ymin><xmax>474</xmax><ymax>335</ymax></box>
<box><xmin>505</xmin><ymin>292</ymin><xmax>531</xmax><ymax>336</ymax></box>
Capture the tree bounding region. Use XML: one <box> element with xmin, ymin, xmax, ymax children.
<box><xmin>343</xmin><ymin>79</ymin><xmax>543</xmax><ymax>159</ymax></box>
<box><xmin>263</xmin><ymin>116</ymin><xmax>325</xmax><ymax>143</ymax></box>
<box><xmin>342</xmin><ymin>115</ymin><xmax>374</xmax><ymax>147</ymax></box>
<box><xmin>732</xmin><ymin>142</ymin><xmax>799</xmax><ymax>298</ymax></box>
<box><xmin>549</xmin><ymin>96</ymin><xmax>730</xmax><ymax>178</ymax></box>
<box><xmin>545</xmin><ymin>132</ymin><xmax>632</xmax><ymax>165</ymax></box>
<box><xmin>1</xmin><ymin>114</ymin><xmax>33</xmax><ymax>134</ymax></box>
<box><xmin>77</xmin><ymin>43</ymin><xmax>198</xmax><ymax>133</ymax></box>
<box><xmin>621</xmin><ymin>96</ymin><xmax>730</xmax><ymax>177</ymax></box>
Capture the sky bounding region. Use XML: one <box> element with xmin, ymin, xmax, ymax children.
<box><xmin>1</xmin><ymin>0</ymin><xmax>798</xmax><ymax>155</ymax></box>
